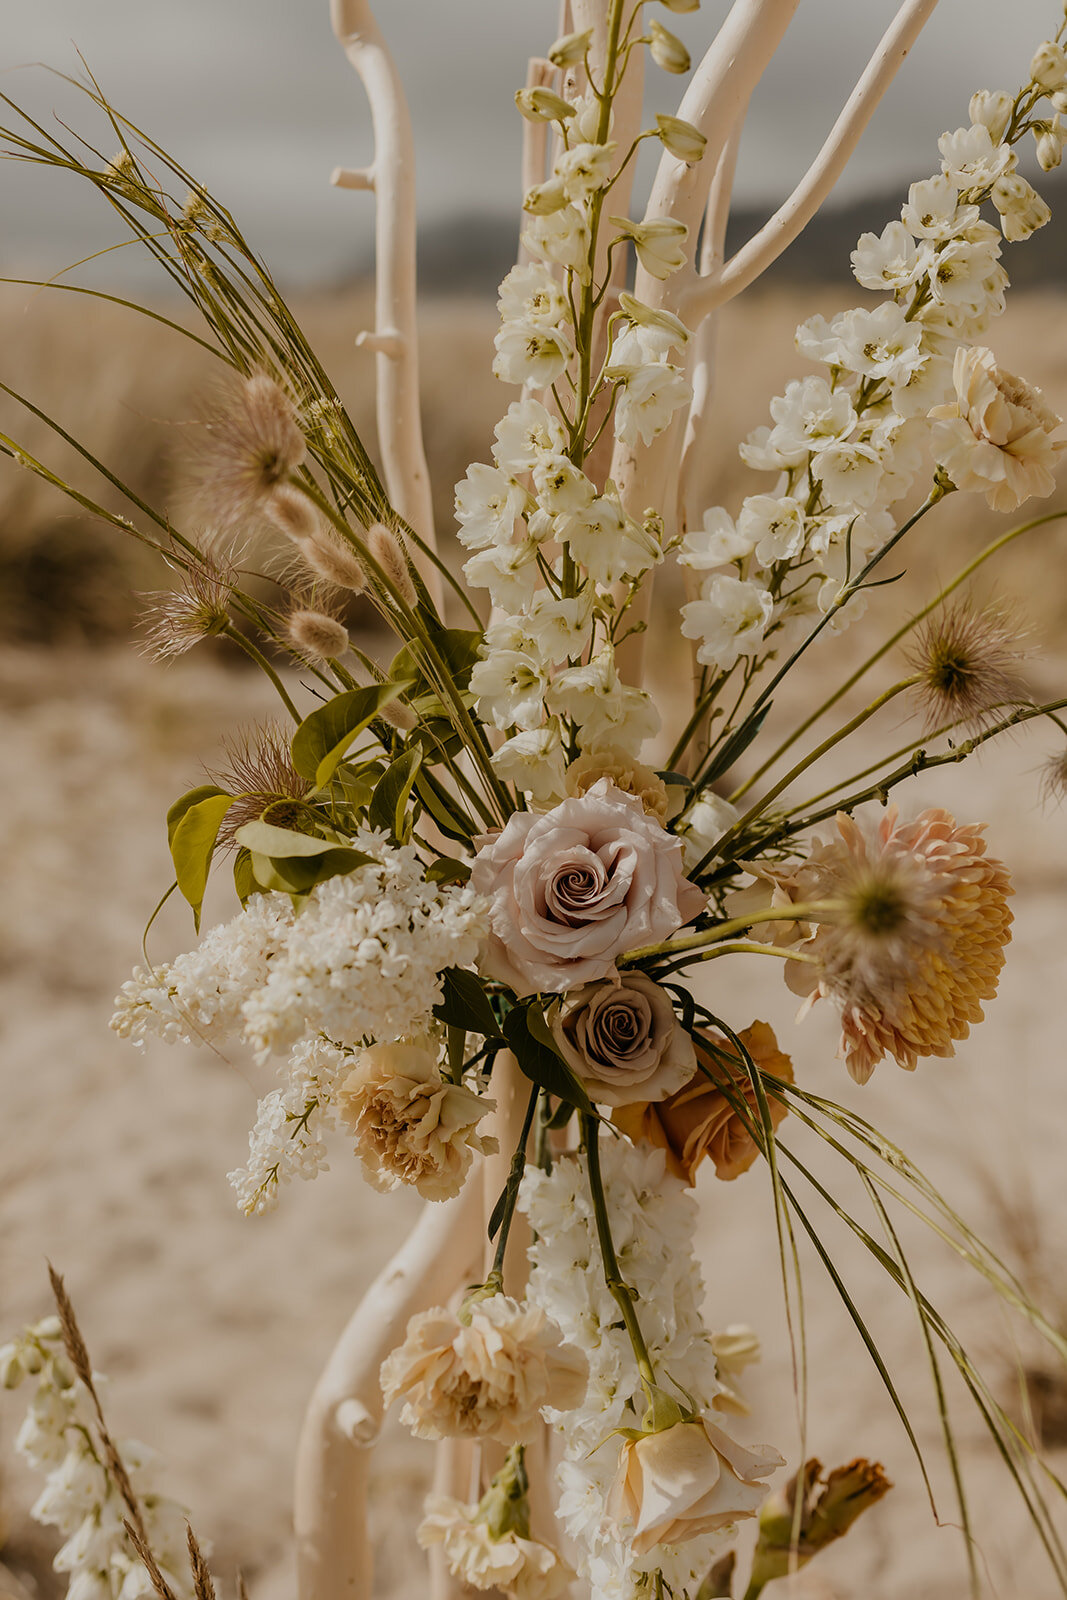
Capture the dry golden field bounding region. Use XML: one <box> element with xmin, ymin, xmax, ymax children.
<box><xmin>1</xmin><ymin>280</ymin><xmax>1067</xmax><ymax>1600</ymax></box>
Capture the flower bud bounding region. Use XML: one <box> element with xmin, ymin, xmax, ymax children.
<box><xmin>991</xmin><ymin>172</ymin><xmax>1051</xmax><ymax>240</ymax></box>
<box><xmin>515</xmin><ymin>87</ymin><xmax>576</xmax><ymax>124</ymax></box>
<box><xmin>21</xmin><ymin>1343</ymin><xmax>44</xmax><ymax>1375</ymax></box>
<box><xmin>1053</xmin><ymin>89</ymin><xmax>1067</xmax><ymax>113</ymax></box>
<box><xmin>618</xmin><ymin>292</ymin><xmax>690</xmax><ymax>345</ymax></box>
<box><xmin>523</xmin><ymin>178</ymin><xmax>569</xmax><ymax>216</ymax></box>
<box><xmin>288</xmin><ymin>609</ymin><xmax>351</xmax><ymax>661</ymax></box>
<box><xmin>968</xmin><ymin>88</ymin><xmax>1014</xmax><ymax>143</ymax></box>
<box><xmin>655</xmin><ymin>113</ymin><xmax>706</xmax><ymax>163</ymax></box>
<box><xmin>548</xmin><ymin>28</ymin><xmax>593</xmax><ymax>68</ymax></box>
<box><xmin>749</xmin><ymin>1458</ymin><xmax>891</xmax><ymax>1588</ymax></box>
<box><xmin>1034</xmin><ymin>113</ymin><xmax>1066</xmax><ymax>170</ymax></box>
<box><xmin>0</xmin><ymin>1343</ymin><xmax>24</xmax><ymax>1389</ymax></box>
<box><xmin>1031</xmin><ymin>40</ymin><xmax>1067</xmax><ymax>91</ymax></box>
<box><xmin>610</xmin><ymin>214</ymin><xmax>689</xmax><ymax>279</ymax></box>
<box><xmin>31</xmin><ymin>1315</ymin><xmax>63</xmax><ymax>1342</ymax></box>
<box><xmin>649</xmin><ymin>19</ymin><xmax>691</xmax><ymax>73</ymax></box>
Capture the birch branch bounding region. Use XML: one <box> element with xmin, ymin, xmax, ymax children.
<box><xmin>329</xmin><ymin>0</ymin><xmax>441</xmax><ymax>605</ymax></box>
<box><xmin>683</xmin><ymin>0</ymin><xmax>942</xmax><ymax>320</ymax></box>
<box><xmin>293</xmin><ymin>1179</ymin><xmax>483</xmax><ymax>1600</ymax></box>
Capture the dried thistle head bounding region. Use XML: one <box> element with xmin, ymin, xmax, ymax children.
<box><xmin>139</xmin><ymin>557</ymin><xmax>233</xmax><ymax>658</ymax></box>
<box><xmin>210</xmin><ymin>722</ymin><xmax>312</xmax><ymax>847</ymax></box>
<box><xmin>180</xmin><ymin>372</ymin><xmax>307</xmax><ymax>548</ymax></box>
<box><xmin>1040</xmin><ymin>745</ymin><xmax>1067</xmax><ymax>805</ymax></box>
<box><xmin>906</xmin><ymin>600</ymin><xmax>1030</xmax><ymax>732</ymax></box>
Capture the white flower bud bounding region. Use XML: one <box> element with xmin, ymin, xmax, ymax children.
<box><xmin>31</xmin><ymin>1316</ymin><xmax>63</xmax><ymax>1341</ymax></box>
<box><xmin>991</xmin><ymin>172</ymin><xmax>1051</xmax><ymax>240</ymax></box>
<box><xmin>1034</xmin><ymin>114</ymin><xmax>1066</xmax><ymax>170</ymax></box>
<box><xmin>617</xmin><ymin>292</ymin><xmax>690</xmax><ymax>345</ymax></box>
<box><xmin>548</xmin><ymin>28</ymin><xmax>593</xmax><ymax>68</ymax></box>
<box><xmin>1031</xmin><ymin>40</ymin><xmax>1067</xmax><ymax>92</ymax></box>
<box><xmin>1052</xmin><ymin>89</ymin><xmax>1067</xmax><ymax>113</ymax></box>
<box><xmin>20</xmin><ymin>1342</ymin><xmax>44</xmax><ymax>1375</ymax></box>
<box><xmin>523</xmin><ymin>178</ymin><xmax>569</xmax><ymax>216</ymax></box>
<box><xmin>968</xmin><ymin>89</ymin><xmax>1014</xmax><ymax>143</ymax></box>
<box><xmin>515</xmin><ymin>87</ymin><xmax>576</xmax><ymax>124</ymax></box>
<box><xmin>649</xmin><ymin>19</ymin><xmax>691</xmax><ymax>73</ymax></box>
<box><xmin>609</xmin><ymin>214</ymin><xmax>689</xmax><ymax>279</ymax></box>
<box><xmin>1</xmin><ymin>1343</ymin><xmax>24</xmax><ymax>1388</ymax></box>
<box><xmin>655</xmin><ymin>113</ymin><xmax>706</xmax><ymax>163</ymax></box>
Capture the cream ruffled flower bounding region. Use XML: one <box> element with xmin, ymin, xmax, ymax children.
<box><xmin>608</xmin><ymin>1417</ymin><xmax>782</xmax><ymax>1557</ymax></box>
<box><xmin>380</xmin><ymin>1296</ymin><xmax>588</xmax><ymax>1443</ymax></box>
<box><xmin>565</xmin><ymin>746</ymin><xmax>669</xmax><ymax>822</ymax></box>
<box><xmin>417</xmin><ymin>1495</ymin><xmax>573</xmax><ymax>1600</ymax></box>
<box><xmin>784</xmin><ymin>807</ymin><xmax>1014</xmax><ymax>1083</ymax></box>
<box><xmin>930</xmin><ymin>345</ymin><xmax>1064</xmax><ymax>512</ymax></box>
<box><xmin>337</xmin><ymin>1040</ymin><xmax>497</xmax><ymax>1201</ymax></box>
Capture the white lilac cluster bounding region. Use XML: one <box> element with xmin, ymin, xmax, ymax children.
<box><xmin>110</xmin><ymin>831</ymin><xmax>489</xmax><ymax>1213</ymax></box>
<box><xmin>679</xmin><ymin>72</ymin><xmax>1057</xmax><ymax>674</ymax></box>
<box><xmin>519</xmin><ymin>1141</ymin><xmax>761</xmax><ymax>1600</ymax></box>
<box><xmin>1</xmin><ymin>1321</ymin><xmax>192</xmax><ymax>1600</ymax></box>
<box><xmin>455</xmin><ymin>91</ymin><xmax>696</xmax><ymax>804</ymax></box>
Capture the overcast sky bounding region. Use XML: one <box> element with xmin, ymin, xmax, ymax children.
<box><xmin>0</xmin><ymin>0</ymin><xmax>1061</xmax><ymax>287</ymax></box>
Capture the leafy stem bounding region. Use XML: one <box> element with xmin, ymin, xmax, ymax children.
<box><xmin>581</xmin><ymin>1112</ymin><xmax>657</xmax><ymax>1392</ymax></box>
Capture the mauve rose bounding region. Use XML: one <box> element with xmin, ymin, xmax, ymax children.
<box><xmin>470</xmin><ymin>779</ymin><xmax>705</xmax><ymax>996</ymax></box>
<box><xmin>550</xmin><ymin>973</ymin><xmax>696</xmax><ymax>1106</ymax></box>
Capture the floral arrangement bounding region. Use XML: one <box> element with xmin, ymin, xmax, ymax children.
<box><xmin>3</xmin><ymin>4</ymin><xmax>1067</xmax><ymax>1600</ymax></box>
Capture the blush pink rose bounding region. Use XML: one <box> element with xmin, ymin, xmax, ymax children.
<box><xmin>470</xmin><ymin>779</ymin><xmax>705</xmax><ymax>996</ymax></box>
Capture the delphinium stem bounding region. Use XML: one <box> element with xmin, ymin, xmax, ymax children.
<box><xmin>580</xmin><ymin>1112</ymin><xmax>657</xmax><ymax>1393</ymax></box>
<box><xmin>486</xmin><ymin>1085</ymin><xmax>540</xmax><ymax>1292</ymax></box>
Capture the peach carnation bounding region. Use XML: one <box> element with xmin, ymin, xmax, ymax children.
<box><xmin>784</xmin><ymin>807</ymin><xmax>1013</xmax><ymax>1083</ymax></box>
<box><xmin>929</xmin><ymin>345</ymin><xmax>1064</xmax><ymax>513</ymax></box>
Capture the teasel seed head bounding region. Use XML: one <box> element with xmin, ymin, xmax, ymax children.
<box><xmin>287</xmin><ymin>608</ymin><xmax>351</xmax><ymax>662</ymax></box>
<box><xmin>905</xmin><ymin>599</ymin><xmax>1031</xmax><ymax>733</ymax></box>
<box><xmin>368</xmin><ymin>523</ymin><xmax>418</xmax><ymax>607</ymax></box>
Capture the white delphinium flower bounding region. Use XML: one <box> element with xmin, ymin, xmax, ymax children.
<box><xmin>532</xmin><ymin>452</ymin><xmax>596</xmax><ymax>516</ymax></box>
<box><xmin>990</xmin><ymin>172</ymin><xmax>1052</xmax><ymax>240</ymax></box>
<box><xmin>768</xmin><ymin>376</ymin><xmax>857</xmax><ymax>458</ymax></box>
<box><xmin>227</xmin><ymin>1035</ymin><xmax>347</xmax><ymax>1214</ymax></box>
<box><xmin>521</xmin><ymin>1140</ymin><xmax>776</xmax><ymax>1600</ymax></box>
<box><xmin>555</xmin><ymin>141</ymin><xmax>616</xmax><ymax>201</ymax></box>
<box><xmin>240</xmin><ymin>834</ymin><xmax>488</xmax><ymax>1059</ymax></box>
<box><xmin>681</xmin><ymin>575</ymin><xmax>774</xmax><ymax>671</ymax></box>
<box><xmin>455</xmin><ymin>463</ymin><xmax>528</xmax><ymax>550</ymax></box>
<box><xmin>470</xmin><ymin>648</ymin><xmax>549</xmax><ymax>731</ymax></box>
<box><xmin>548</xmin><ymin>647</ymin><xmax>660</xmax><ymax>754</ymax></box>
<box><xmin>493</xmin><ymin>398</ymin><xmax>567</xmax><ymax>475</ymax></box>
<box><xmin>494</xmin><ymin>322</ymin><xmax>575</xmax><ymax>388</ymax></box>
<box><xmin>523</xmin><ymin>592</ymin><xmax>594</xmax><ymax>664</ymax></box>
<box><xmin>522</xmin><ymin>203</ymin><xmax>592</xmax><ymax>279</ymax></box>
<box><xmin>610</xmin><ymin>215</ymin><xmax>689</xmax><ymax>279</ymax></box>
<box><xmin>110</xmin><ymin>893</ymin><xmax>294</xmax><ymax>1051</ymax></box>
<box><xmin>678</xmin><ymin>507</ymin><xmax>756</xmax><ymax>571</ymax></box>
<box><xmin>902</xmin><ymin>173</ymin><xmax>979</xmax><ymax>240</ymax></box>
<box><xmin>7</xmin><ymin>1324</ymin><xmax>194</xmax><ymax>1600</ymax></box>
<box><xmin>969</xmin><ymin>89</ymin><xmax>1014</xmax><ymax>144</ymax></box>
<box><xmin>564</xmin><ymin>492</ymin><xmax>663</xmax><ymax>586</ymax></box>
<box><xmin>464</xmin><ymin>539</ymin><xmax>542</xmax><ymax>610</ymax></box>
<box><xmin>675</xmin><ymin>791</ymin><xmax>742</xmax><ymax>873</ymax></box>
<box><xmin>606</xmin><ymin>321</ymin><xmax>693</xmax><ymax>449</ymax></box>
<box><xmin>491</xmin><ymin>724</ymin><xmax>568</xmax><ymax>805</ymax></box>
<box><xmin>497</xmin><ymin>263</ymin><xmax>569</xmax><ymax>329</ymax></box>
<box><xmin>738</xmin><ymin>495</ymin><xmax>807</xmax><ymax>565</ymax></box>
<box><xmin>850</xmin><ymin>220</ymin><xmax>925</xmax><ymax>292</ymax></box>
<box><xmin>809</xmin><ymin>439</ymin><xmax>887</xmax><ymax>510</ymax></box>
<box><xmin>938</xmin><ymin>124</ymin><xmax>1016</xmax><ymax>191</ymax></box>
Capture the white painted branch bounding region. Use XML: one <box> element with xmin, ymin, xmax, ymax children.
<box><xmin>684</xmin><ymin>0</ymin><xmax>942</xmax><ymax>320</ymax></box>
<box><xmin>293</xmin><ymin>1179</ymin><xmax>483</xmax><ymax>1600</ymax></box>
<box><xmin>330</xmin><ymin>0</ymin><xmax>441</xmax><ymax>606</ymax></box>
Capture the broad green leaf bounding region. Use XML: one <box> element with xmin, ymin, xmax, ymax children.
<box><xmin>233</xmin><ymin>848</ymin><xmax>257</xmax><ymax>906</ymax></box>
<box><xmin>390</xmin><ymin>629</ymin><xmax>483</xmax><ymax>697</ymax></box>
<box><xmin>433</xmin><ymin>967</ymin><xmax>501</xmax><ymax>1038</ymax></box>
<box><xmin>167</xmin><ymin>784</ymin><xmax>230</xmax><ymax>848</ymax></box>
<box><xmin>169</xmin><ymin>791</ymin><xmax>236</xmax><ymax>930</ymax></box>
<box><xmin>368</xmin><ymin>747</ymin><xmax>422</xmax><ymax>840</ymax></box>
<box><xmin>234</xmin><ymin>820</ymin><xmax>348</xmax><ymax>858</ymax></box>
<box><xmin>503</xmin><ymin>1006</ymin><xmax>591</xmax><ymax>1112</ymax></box>
<box><xmin>248</xmin><ymin>846</ymin><xmax>372</xmax><ymax>896</ymax></box>
<box><xmin>290</xmin><ymin>681</ymin><xmax>413</xmax><ymax>788</ymax></box>
<box><xmin>426</xmin><ymin>857</ymin><xmax>471</xmax><ymax>885</ymax></box>
<box><xmin>415</xmin><ymin>771</ymin><xmax>474</xmax><ymax>844</ymax></box>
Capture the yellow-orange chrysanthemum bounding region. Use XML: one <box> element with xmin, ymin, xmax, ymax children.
<box><xmin>784</xmin><ymin>807</ymin><xmax>1013</xmax><ymax>1083</ymax></box>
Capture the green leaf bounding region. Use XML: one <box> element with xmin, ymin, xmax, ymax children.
<box><xmin>503</xmin><ymin>1006</ymin><xmax>591</xmax><ymax>1112</ymax></box>
<box><xmin>167</xmin><ymin>784</ymin><xmax>230</xmax><ymax>848</ymax></box>
<box><xmin>415</xmin><ymin>770</ymin><xmax>475</xmax><ymax>844</ymax></box>
<box><xmin>426</xmin><ymin>857</ymin><xmax>471</xmax><ymax>886</ymax></box>
<box><xmin>290</xmin><ymin>681</ymin><xmax>413</xmax><ymax>789</ymax></box>
<box><xmin>433</xmin><ymin>967</ymin><xmax>501</xmax><ymax>1037</ymax></box>
<box><xmin>168</xmin><ymin>790</ymin><xmax>236</xmax><ymax>930</ymax></box>
<box><xmin>234</xmin><ymin>820</ymin><xmax>347</xmax><ymax>858</ymax></box>
<box><xmin>248</xmin><ymin>846</ymin><xmax>372</xmax><ymax>896</ymax></box>
<box><xmin>391</xmin><ymin>629</ymin><xmax>483</xmax><ymax>699</ymax></box>
<box><xmin>233</xmin><ymin>848</ymin><xmax>258</xmax><ymax>906</ymax></box>
<box><xmin>368</xmin><ymin>747</ymin><xmax>422</xmax><ymax>840</ymax></box>
<box><xmin>701</xmin><ymin>703</ymin><xmax>772</xmax><ymax>785</ymax></box>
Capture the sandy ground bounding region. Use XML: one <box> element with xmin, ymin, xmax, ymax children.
<box><xmin>0</xmin><ymin>627</ymin><xmax>1066</xmax><ymax>1600</ymax></box>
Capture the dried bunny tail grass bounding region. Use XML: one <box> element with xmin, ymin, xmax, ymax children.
<box><xmin>368</xmin><ymin>523</ymin><xmax>418</xmax><ymax>606</ymax></box>
<box><xmin>178</xmin><ymin>371</ymin><xmax>307</xmax><ymax>547</ymax></box>
<box><xmin>138</xmin><ymin>556</ymin><xmax>234</xmax><ymax>658</ymax></box>
<box><xmin>287</xmin><ymin>607</ymin><xmax>351</xmax><ymax>662</ymax></box>
<box><xmin>295</xmin><ymin>527</ymin><xmax>368</xmax><ymax>594</ymax></box>
<box><xmin>905</xmin><ymin>599</ymin><xmax>1032</xmax><ymax>732</ymax></box>
<box><xmin>263</xmin><ymin>483</ymin><xmax>321</xmax><ymax>545</ymax></box>
<box><xmin>210</xmin><ymin>721</ymin><xmax>312</xmax><ymax>847</ymax></box>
